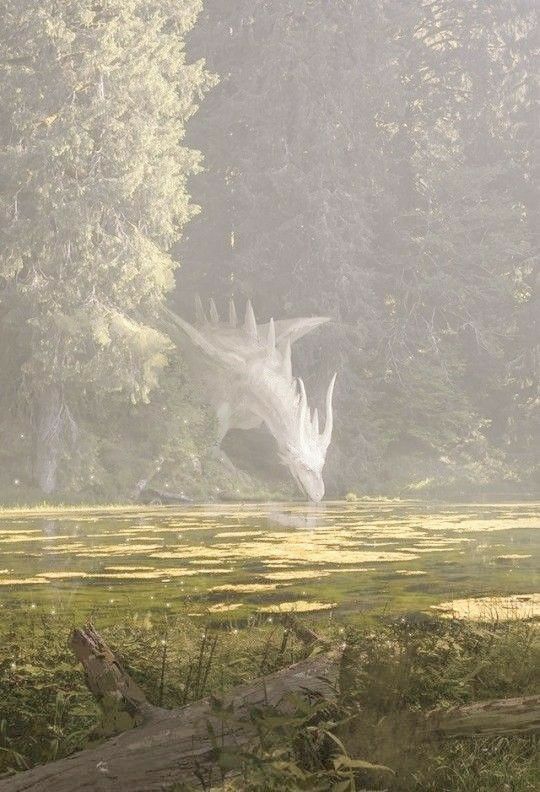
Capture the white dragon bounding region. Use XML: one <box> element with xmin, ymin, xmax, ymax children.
<box><xmin>164</xmin><ymin>298</ymin><xmax>336</xmax><ymax>502</ymax></box>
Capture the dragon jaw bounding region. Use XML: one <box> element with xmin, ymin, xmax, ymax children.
<box><xmin>164</xmin><ymin>299</ymin><xmax>336</xmax><ymax>501</ymax></box>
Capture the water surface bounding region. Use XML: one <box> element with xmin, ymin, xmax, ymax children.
<box><xmin>0</xmin><ymin>500</ymin><xmax>538</xmax><ymax>623</ymax></box>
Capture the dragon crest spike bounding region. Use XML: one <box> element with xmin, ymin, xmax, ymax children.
<box><xmin>195</xmin><ymin>294</ymin><xmax>206</xmax><ymax>324</ymax></box>
<box><xmin>244</xmin><ymin>300</ymin><xmax>258</xmax><ymax>341</ymax></box>
<box><xmin>274</xmin><ymin>316</ymin><xmax>330</xmax><ymax>347</ymax></box>
<box><xmin>160</xmin><ymin>306</ymin><xmax>245</xmax><ymax>370</ymax></box>
<box><xmin>320</xmin><ymin>373</ymin><xmax>337</xmax><ymax>451</ymax></box>
<box><xmin>267</xmin><ymin>318</ymin><xmax>276</xmax><ymax>353</ymax></box>
<box><xmin>209</xmin><ymin>298</ymin><xmax>219</xmax><ymax>324</ymax></box>
<box><xmin>229</xmin><ymin>298</ymin><xmax>238</xmax><ymax>327</ymax></box>
<box><xmin>282</xmin><ymin>338</ymin><xmax>292</xmax><ymax>381</ymax></box>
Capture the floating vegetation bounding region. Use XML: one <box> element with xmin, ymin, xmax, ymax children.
<box><xmin>150</xmin><ymin>548</ymin><xmax>225</xmax><ymax>560</ymax></box>
<box><xmin>36</xmin><ymin>571</ymin><xmax>89</xmax><ymax>579</ymax></box>
<box><xmin>90</xmin><ymin>571</ymin><xmax>166</xmax><ymax>579</ymax></box>
<box><xmin>0</xmin><ymin>535</ymin><xmax>68</xmax><ymax>544</ymax></box>
<box><xmin>431</xmin><ymin>594</ymin><xmax>539</xmax><ymax>621</ymax></box>
<box><xmin>164</xmin><ymin>567</ymin><xmax>233</xmax><ymax>576</ymax></box>
<box><xmin>264</xmin><ymin>570</ymin><xmax>331</xmax><ymax>581</ymax></box>
<box><xmin>209</xmin><ymin>583</ymin><xmax>281</xmax><ymax>593</ymax></box>
<box><xmin>494</xmin><ymin>554</ymin><xmax>532</xmax><ymax>561</ymax></box>
<box><xmin>213</xmin><ymin>531</ymin><xmax>263</xmax><ymax>538</ymax></box>
<box><xmin>0</xmin><ymin>502</ymin><xmax>537</xmax><ymax>621</ymax></box>
<box><xmin>216</xmin><ymin>541</ymin><xmax>420</xmax><ymax>565</ymax></box>
<box><xmin>207</xmin><ymin>602</ymin><xmax>244</xmax><ymax>612</ymax></box>
<box><xmin>76</xmin><ymin>543</ymin><xmax>163</xmax><ymax>556</ymax></box>
<box><xmin>394</xmin><ymin>569</ymin><xmax>427</xmax><ymax>576</ymax></box>
<box><xmin>260</xmin><ymin>600</ymin><xmax>337</xmax><ymax>613</ymax></box>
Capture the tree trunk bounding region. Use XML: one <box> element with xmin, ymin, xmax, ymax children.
<box><xmin>33</xmin><ymin>387</ymin><xmax>62</xmax><ymax>495</ymax></box>
<box><xmin>426</xmin><ymin>694</ymin><xmax>540</xmax><ymax>738</ymax></box>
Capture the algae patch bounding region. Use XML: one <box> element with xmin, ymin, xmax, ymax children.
<box><xmin>431</xmin><ymin>593</ymin><xmax>539</xmax><ymax>621</ymax></box>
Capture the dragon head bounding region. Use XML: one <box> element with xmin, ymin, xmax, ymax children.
<box><xmin>278</xmin><ymin>373</ymin><xmax>336</xmax><ymax>502</ymax></box>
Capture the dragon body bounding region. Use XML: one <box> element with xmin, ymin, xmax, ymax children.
<box><xmin>165</xmin><ymin>298</ymin><xmax>336</xmax><ymax>501</ymax></box>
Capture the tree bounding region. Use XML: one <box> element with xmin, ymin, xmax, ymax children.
<box><xmin>373</xmin><ymin>0</ymin><xmax>538</xmax><ymax>492</ymax></box>
<box><xmin>0</xmin><ymin>0</ymin><xmax>215</xmax><ymax>495</ymax></box>
<box><xmin>178</xmin><ymin>0</ymin><xmax>537</xmax><ymax>495</ymax></box>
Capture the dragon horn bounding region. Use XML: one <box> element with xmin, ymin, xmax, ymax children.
<box><xmin>267</xmin><ymin>317</ymin><xmax>276</xmax><ymax>353</ymax></box>
<box><xmin>320</xmin><ymin>373</ymin><xmax>337</xmax><ymax>451</ymax></box>
<box><xmin>195</xmin><ymin>294</ymin><xmax>206</xmax><ymax>323</ymax></box>
<box><xmin>298</xmin><ymin>378</ymin><xmax>308</xmax><ymax>435</ymax></box>
<box><xmin>282</xmin><ymin>338</ymin><xmax>292</xmax><ymax>380</ymax></box>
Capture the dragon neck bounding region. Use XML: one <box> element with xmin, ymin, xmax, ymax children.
<box><xmin>244</xmin><ymin>363</ymin><xmax>304</xmax><ymax>457</ymax></box>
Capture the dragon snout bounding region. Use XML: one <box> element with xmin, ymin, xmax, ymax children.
<box><xmin>290</xmin><ymin>464</ymin><xmax>325</xmax><ymax>502</ymax></box>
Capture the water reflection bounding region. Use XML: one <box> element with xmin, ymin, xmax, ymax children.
<box><xmin>266</xmin><ymin>503</ymin><xmax>328</xmax><ymax>530</ymax></box>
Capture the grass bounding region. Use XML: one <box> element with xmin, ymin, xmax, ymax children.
<box><xmin>0</xmin><ymin>610</ymin><xmax>538</xmax><ymax>790</ymax></box>
<box><xmin>0</xmin><ymin>498</ymin><xmax>394</xmax><ymax>516</ymax></box>
<box><xmin>0</xmin><ymin>502</ymin><xmax>146</xmax><ymax>518</ymax></box>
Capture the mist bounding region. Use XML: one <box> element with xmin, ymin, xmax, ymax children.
<box><xmin>0</xmin><ymin>4</ymin><xmax>538</xmax><ymax>790</ymax></box>
<box><xmin>0</xmin><ymin>0</ymin><xmax>536</xmax><ymax>505</ymax></box>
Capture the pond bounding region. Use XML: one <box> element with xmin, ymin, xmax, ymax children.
<box><xmin>0</xmin><ymin>500</ymin><xmax>538</xmax><ymax>624</ymax></box>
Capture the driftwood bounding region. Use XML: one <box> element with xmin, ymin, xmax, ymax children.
<box><xmin>0</xmin><ymin>623</ymin><xmax>538</xmax><ymax>792</ymax></box>
<box><xmin>0</xmin><ymin>623</ymin><xmax>341</xmax><ymax>792</ymax></box>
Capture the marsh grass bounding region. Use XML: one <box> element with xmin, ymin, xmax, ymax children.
<box><xmin>0</xmin><ymin>611</ymin><xmax>538</xmax><ymax>790</ymax></box>
<box><xmin>0</xmin><ymin>503</ymin><xmax>154</xmax><ymax>518</ymax></box>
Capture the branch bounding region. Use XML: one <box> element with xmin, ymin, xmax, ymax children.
<box><xmin>70</xmin><ymin>625</ymin><xmax>159</xmax><ymax>731</ymax></box>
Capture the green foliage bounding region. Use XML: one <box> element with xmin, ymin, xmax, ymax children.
<box><xmin>0</xmin><ymin>612</ymin><xmax>537</xmax><ymax>789</ymax></box>
<box><xmin>0</xmin><ymin>0</ymin><xmax>215</xmax><ymax>496</ymax></box>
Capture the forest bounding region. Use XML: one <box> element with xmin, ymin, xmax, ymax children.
<box><xmin>0</xmin><ymin>0</ymin><xmax>537</xmax><ymax>504</ymax></box>
<box><xmin>0</xmin><ymin>5</ymin><xmax>538</xmax><ymax>791</ymax></box>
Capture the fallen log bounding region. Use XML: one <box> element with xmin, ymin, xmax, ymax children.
<box><xmin>0</xmin><ymin>625</ymin><xmax>538</xmax><ymax>792</ymax></box>
<box><xmin>0</xmin><ymin>625</ymin><xmax>342</xmax><ymax>792</ymax></box>
<box><xmin>426</xmin><ymin>693</ymin><xmax>540</xmax><ymax>738</ymax></box>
